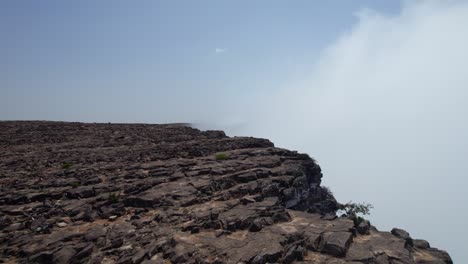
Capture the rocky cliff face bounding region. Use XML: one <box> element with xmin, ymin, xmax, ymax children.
<box><xmin>0</xmin><ymin>121</ymin><xmax>452</xmax><ymax>264</ymax></box>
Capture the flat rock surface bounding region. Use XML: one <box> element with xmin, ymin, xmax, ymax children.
<box><xmin>0</xmin><ymin>121</ymin><xmax>452</xmax><ymax>263</ymax></box>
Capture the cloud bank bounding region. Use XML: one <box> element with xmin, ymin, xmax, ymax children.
<box><xmin>201</xmin><ymin>1</ymin><xmax>468</xmax><ymax>261</ymax></box>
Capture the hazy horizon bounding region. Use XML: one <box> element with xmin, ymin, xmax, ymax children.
<box><xmin>2</xmin><ymin>0</ymin><xmax>468</xmax><ymax>261</ymax></box>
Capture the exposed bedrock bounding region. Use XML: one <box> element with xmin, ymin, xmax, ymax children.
<box><xmin>0</xmin><ymin>121</ymin><xmax>452</xmax><ymax>263</ymax></box>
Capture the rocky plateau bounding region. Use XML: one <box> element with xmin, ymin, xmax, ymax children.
<box><xmin>0</xmin><ymin>121</ymin><xmax>452</xmax><ymax>264</ymax></box>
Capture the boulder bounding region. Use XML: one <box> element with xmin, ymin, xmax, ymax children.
<box><xmin>320</xmin><ymin>231</ymin><xmax>353</xmax><ymax>257</ymax></box>
<box><xmin>53</xmin><ymin>246</ymin><xmax>76</xmax><ymax>264</ymax></box>
<box><xmin>391</xmin><ymin>227</ymin><xmax>413</xmax><ymax>247</ymax></box>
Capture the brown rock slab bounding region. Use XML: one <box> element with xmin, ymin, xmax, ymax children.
<box><xmin>0</xmin><ymin>121</ymin><xmax>452</xmax><ymax>264</ymax></box>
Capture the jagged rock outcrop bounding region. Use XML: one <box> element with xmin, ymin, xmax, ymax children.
<box><xmin>0</xmin><ymin>121</ymin><xmax>452</xmax><ymax>263</ymax></box>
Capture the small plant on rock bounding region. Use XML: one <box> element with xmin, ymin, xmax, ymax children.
<box><xmin>338</xmin><ymin>202</ymin><xmax>373</xmax><ymax>226</ymax></box>
<box><xmin>108</xmin><ymin>192</ymin><xmax>120</xmax><ymax>204</ymax></box>
<box><xmin>62</xmin><ymin>162</ymin><xmax>72</xmax><ymax>169</ymax></box>
<box><xmin>70</xmin><ymin>182</ymin><xmax>81</xmax><ymax>188</ymax></box>
<box><xmin>215</xmin><ymin>153</ymin><xmax>228</xmax><ymax>160</ymax></box>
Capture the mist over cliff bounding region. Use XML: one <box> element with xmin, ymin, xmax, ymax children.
<box><xmin>194</xmin><ymin>2</ymin><xmax>468</xmax><ymax>262</ymax></box>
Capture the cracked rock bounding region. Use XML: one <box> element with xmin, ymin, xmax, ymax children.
<box><xmin>0</xmin><ymin>121</ymin><xmax>452</xmax><ymax>264</ymax></box>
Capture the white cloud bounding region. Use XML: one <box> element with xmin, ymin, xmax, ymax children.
<box><xmin>214</xmin><ymin>48</ymin><xmax>227</xmax><ymax>54</ymax></box>
<box><xmin>208</xmin><ymin>1</ymin><xmax>468</xmax><ymax>261</ymax></box>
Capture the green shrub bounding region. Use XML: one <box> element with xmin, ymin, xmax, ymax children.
<box><xmin>70</xmin><ymin>182</ymin><xmax>81</xmax><ymax>188</ymax></box>
<box><xmin>353</xmin><ymin>216</ymin><xmax>365</xmax><ymax>226</ymax></box>
<box><xmin>62</xmin><ymin>162</ymin><xmax>72</xmax><ymax>169</ymax></box>
<box><xmin>215</xmin><ymin>153</ymin><xmax>228</xmax><ymax>160</ymax></box>
<box><xmin>108</xmin><ymin>192</ymin><xmax>120</xmax><ymax>203</ymax></box>
<box><xmin>338</xmin><ymin>202</ymin><xmax>373</xmax><ymax>226</ymax></box>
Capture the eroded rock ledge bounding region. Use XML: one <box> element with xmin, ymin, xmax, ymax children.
<box><xmin>0</xmin><ymin>121</ymin><xmax>452</xmax><ymax>264</ymax></box>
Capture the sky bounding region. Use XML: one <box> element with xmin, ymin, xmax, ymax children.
<box><xmin>1</xmin><ymin>0</ymin><xmax>467</xmax><ymax>261</ymax></box>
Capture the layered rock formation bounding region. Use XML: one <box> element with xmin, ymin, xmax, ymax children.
<box><xmin>0</xmin><ymin>121</ymin><xmax>452</xmax><ymax>264</ymax></box>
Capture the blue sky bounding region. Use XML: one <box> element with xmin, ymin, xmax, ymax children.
<box><xmin>2</xmin><ymin>1</ymin><xmax>400</xmax><ymax>121</ymax></box>
<box><xmin>2</xmin><ymin>1</ymin><xmax>468</xmax><ymax>262</ymax></box>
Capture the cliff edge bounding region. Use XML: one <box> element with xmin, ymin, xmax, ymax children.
<box><xmin>0</xmin><ymin>121</ymin><xmax>452</xmax><ymax>263</ymax></box>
